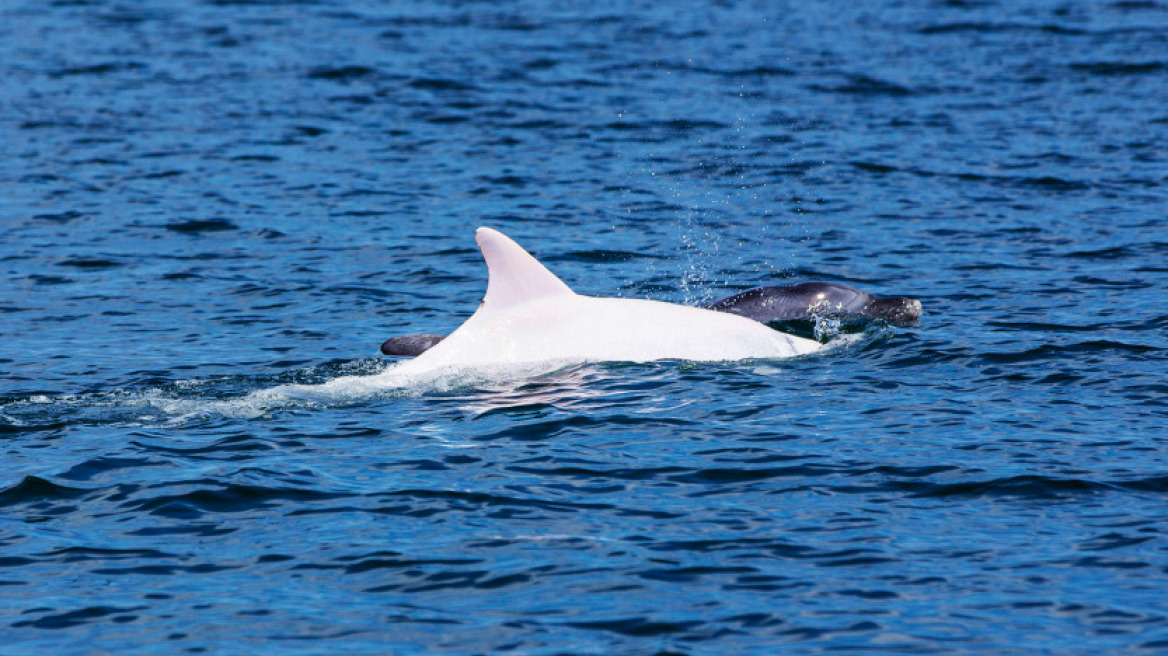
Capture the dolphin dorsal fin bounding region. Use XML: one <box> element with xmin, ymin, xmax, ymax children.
<box><xmin>475</xmin><ymin>227</ymin><xmax>575</xmax><ymax>309</ymax></box>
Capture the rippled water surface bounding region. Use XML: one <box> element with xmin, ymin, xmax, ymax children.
<box><xmin>3</xmin><ymin>1</ymin><xmax>1168</xmax><ymax>654</ymax></box>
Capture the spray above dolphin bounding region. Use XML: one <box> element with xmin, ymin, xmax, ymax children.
<box><xmin>383</xmin><ymin>229</ymin><xmax>922</xmax><ymax>361</ymax></box>
<box><xmin>388</xmin><ymin>227</ymin><xmax>835</xmax><ymax>376</ymax></box>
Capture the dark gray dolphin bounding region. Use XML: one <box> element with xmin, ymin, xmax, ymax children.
<box><xmin>704</xmin><ymin>281</ymin><xmax>923</xmax><ymax>325</ymax></box>
<box><xmin>380</xmin><ymin>281</ymin><xmax>922</xmax><ymax>357</ymax></box>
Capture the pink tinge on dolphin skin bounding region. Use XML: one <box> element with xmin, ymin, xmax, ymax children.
<box><xmin>475</xmin><ymin>227</ymin><xmax>575</xmax><ymax>309</ymax></box>
<box><xmin>387</xmin><ymin>226</ymin><xmax>826</xmax><ymax>375</ymax></box>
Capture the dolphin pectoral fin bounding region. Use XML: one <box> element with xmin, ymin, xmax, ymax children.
<box><xmin>380</xmin><ymin>333</ymin><xmax>447</xmax><ymax>357</ymax></box>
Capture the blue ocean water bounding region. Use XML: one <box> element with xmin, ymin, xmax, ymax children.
<box><xmin>2</xmin><ymin>0</ymin><xmax>1167</xmax><ymax>653</ymax></box>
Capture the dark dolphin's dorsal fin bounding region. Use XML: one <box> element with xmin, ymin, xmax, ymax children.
<box><xmin>475</xmin><ymin>227</ymin><xmax>575</xmax><ymax>310</ymax></box>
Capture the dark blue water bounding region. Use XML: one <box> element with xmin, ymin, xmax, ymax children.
<box><xmin>3</xmin><ymin>1</ymin><xmax>1167</xmax><ymax>653</ymax></box>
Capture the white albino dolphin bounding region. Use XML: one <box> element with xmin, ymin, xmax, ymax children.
<box><xmin>391</xmin><ymin>228</ymin><xmax>823</xmax><ymax>377</ymax></box>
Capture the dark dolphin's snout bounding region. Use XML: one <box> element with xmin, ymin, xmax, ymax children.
<box><xmin>866</xmin><ymin>297</ymin><xmax>923</xmax><ymax>323</ymax></box>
